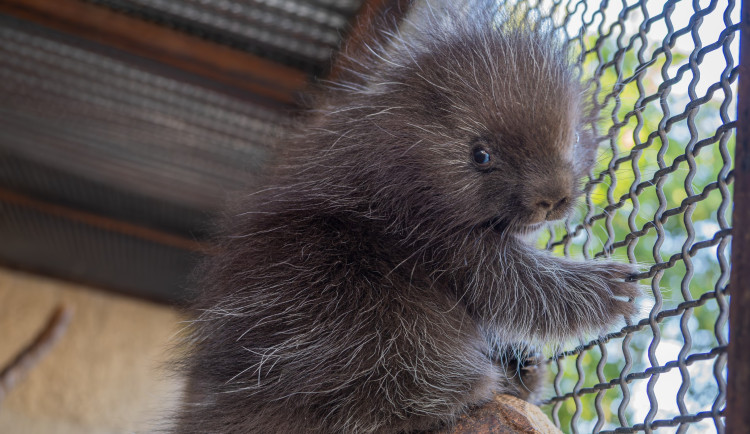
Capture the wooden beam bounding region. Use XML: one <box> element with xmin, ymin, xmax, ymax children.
<box><xmin>0</xmin><ymin>0</ymin><xmax>308</xmax><ymax>104</ymax></box>
<box><xmin>0</xmin><ymin>187</ymin><xmax>209</xmax><ymax>253</ymax></box>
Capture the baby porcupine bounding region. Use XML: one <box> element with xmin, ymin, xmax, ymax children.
<box><xmin>172</xmin><ymin>1</ymin><xmax>641</xmax><ymax>433</ymax></box>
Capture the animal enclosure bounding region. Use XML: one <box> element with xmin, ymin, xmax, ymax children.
<box><xmin>517</xmin><ymin>0</ymin><xmax>739</xmax><ymax>432</ymax></box>
<box><xmin>0</xmin><ymin>0</ymin><xmax>742</xmax><ymax>432</ymax></box>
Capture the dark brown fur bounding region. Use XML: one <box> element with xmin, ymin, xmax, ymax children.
<box><xmin>171</xmin><ymin>2</ymin><xmax>640</xmax><ymax>433</ymax></box>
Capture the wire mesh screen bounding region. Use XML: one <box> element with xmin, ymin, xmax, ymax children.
<box><xmin>83</xmin><ymin>0</ymin><xmax>366</xmax><ymax>74</ymax></box>
<box><xmin>505</xmin><ymin>0</ymin><xmax>739</xmax><ymax>432</ymax></box>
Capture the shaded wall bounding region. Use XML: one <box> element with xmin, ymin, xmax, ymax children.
<box><xmin>0</xmin><ymin>267</ymin><xmax>183</xmax><ymax>433</ymax></box>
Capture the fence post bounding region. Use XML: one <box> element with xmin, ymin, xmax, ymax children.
<box><xmin>727</xmin><ymin>0</ymin><xmax>750</xmax><ymax>431</ymax></box>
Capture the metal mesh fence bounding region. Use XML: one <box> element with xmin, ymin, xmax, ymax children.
<box><xmin>505</xmin><ymin>0</ymin><xmax>739</xmax><ymax>432</ymax></box>
<box><xmin>0</xmin><ymin>11</ymin><xmax>288</xmax><ymax>299</ymax></box>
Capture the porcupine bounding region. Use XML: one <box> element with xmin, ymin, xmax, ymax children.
<box><xmin>171</xmin><ymin>1</ymin><xmax>641</xmax><ymax>432</ymax></box>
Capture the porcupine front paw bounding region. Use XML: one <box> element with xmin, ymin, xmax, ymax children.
<box><xmin>587</xmin><ymin>261</ymin><xmax>642</xmax><ymax>327</ymax></box>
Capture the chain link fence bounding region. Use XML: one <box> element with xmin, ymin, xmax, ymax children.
<box><xmin>504</xmin><ymin>0</ymin><xmax>739</xmax><ymax>432</ymax></box>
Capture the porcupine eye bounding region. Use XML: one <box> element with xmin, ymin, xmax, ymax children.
<box><xmin>472</xmin><ymin>148</ymin><xmax>491</xmax><ymax>167</ymax></box>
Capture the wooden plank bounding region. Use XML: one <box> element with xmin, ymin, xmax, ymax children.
<box><xmin>0</xmin><ymin>187</ymin><xmax>209</xmax><ymax>253</ymax></box>
<box><xmin>727</xmin><ymin>0</ymin><xmax>750</xmax><ymax>431</ymax></box>
<box><xmin>0</xmin><ymin>0</ymin><xmax>308</xmax><ymax>104</ymax></box>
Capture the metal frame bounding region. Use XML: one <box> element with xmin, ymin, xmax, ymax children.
<box><xmin>727</xmin><ymin>0</ymin><xmax>749</xmax><ymax>431</ymax></box>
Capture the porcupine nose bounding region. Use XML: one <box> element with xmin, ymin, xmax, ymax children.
<box><xmin>532</xmin><ymin>192</ymin><xmax>570</xmax><ymax>221</ymax></box>
<box><xmin>535</xmin><ymin>196</ymin><xmax>568</xmax><ymax>213</ymax></box>
<box><xmin>527</xmin><ymin>169</ymin><xmax>575</xmax><ymax>221</ymax></box>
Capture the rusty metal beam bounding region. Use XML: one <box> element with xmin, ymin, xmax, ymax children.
<box><xmin>727</xmin><ymin>0</ymin><xmax>750</xmax><ymax>431</ymax></box>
